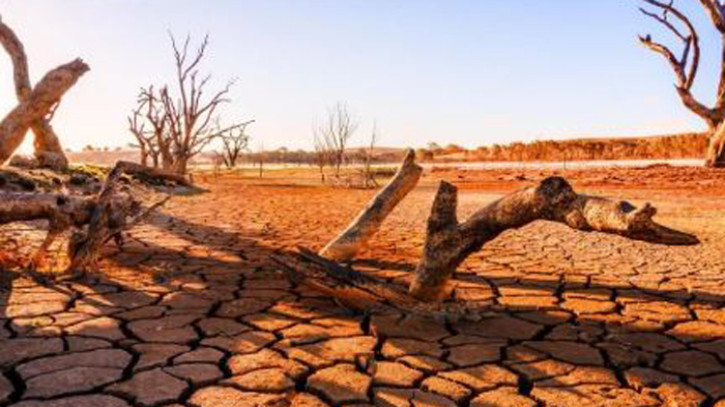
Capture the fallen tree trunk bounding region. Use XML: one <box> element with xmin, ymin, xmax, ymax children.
<box><xmin>114</xmin><ymin>161</ymin><xmax>195</xmax><ymax>188</ymax></box>
<box><xmin>0</xmin><ymin>59</ymin><xmax>89</xmax><ymax>165</ymax></box>
<box><xmin>409</xmin><ymin>177</ymin><xmax>699</xmax><ymax>300</ymax></box>
<box><xmin>278</xmin><ymin>176</ymin><xmax>699</xmax><ymax>317</ymax></box>
<box><xmin>0</xmin><ymin>193</ymin><xmax>93</xmax><ymax>229</ymax></box>
<box><xmin>319</xmin><ymin>149</ymin><xmax>422</xmax><ymax>261</ymax></box>
<box><xmin>0</xmin><ymin>161</ymin><xmax>169</xmax><ymax>275</ymax></box>
<box><xmin>0</xmin><ymin>18</ymin><xmax>72</xmax><ymax>168</ymax></box>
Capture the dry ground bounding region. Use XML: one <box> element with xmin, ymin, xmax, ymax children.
<box><xmin>1</xmin><ymin>166</ymin><xmax>725</xmax><ymax>406</ymax></box>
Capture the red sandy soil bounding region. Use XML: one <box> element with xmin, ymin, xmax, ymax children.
<box><xmin>0</xmin><ymin>165</ymin><xmax>724</xmax><ymax>406</ymax></box>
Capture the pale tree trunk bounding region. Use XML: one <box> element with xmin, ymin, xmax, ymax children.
<box><xmin>320</xmin><ymin>149</ymin><xmax>423</xmax><ymax>261</ymax></box>
<box><xmin>409</xmin><ymin>177</ymin><xmax>699</xmax><ymax>300</ymax></box>
<box><xmin>0</xmin><ymin>59</ymin><xmax>89</xmax><ymax>165</ymax></box>
<box><xmin>0</xmin><ymin>19</ymin><xmax>70</xmax><ymax>169</ymax></box>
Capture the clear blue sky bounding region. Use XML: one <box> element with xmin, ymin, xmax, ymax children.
<box><xmin>0</xmin><ymin>0</ymin><xmax>721</xmax><ymax>151</ymax></box>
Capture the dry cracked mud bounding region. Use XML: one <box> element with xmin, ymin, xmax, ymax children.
<box><xmin>1</xmin><ymin>170</ymin><xmax>725</xmax><ymax>406</ymax></box>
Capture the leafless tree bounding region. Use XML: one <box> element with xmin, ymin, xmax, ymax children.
<box><xmin>256</xmin><ymin>142</ymin><xmax>265</xmax><ymax>178</ymax></box>
<box><xmin>313</xmin><ymin>132</ymin><xmax>332</xmax><ymax>184</ymax></box>
<box><xmin>137</xmin><ymin>86</ymin><xmax>173</xmax><ymax>170</ymax></box>
<box><xmin>362</xmin><ymin>124</ymin><xmax>379</xmax><ymax>188</ymax></box>
<box><xmin>316</xmin><ymin>102</ymin><xmax>358</xmax><ymax>177</ymax></box>
<box><xmin>219</xmin><ymin>119</ymin><xmax>254</xmax><ymax>168</ymax></box>
<box><xmin>127</xmin><ymin>34</ymin><xmax>249</xmax><ymax>175</ymax></box>
<box><xmin>127</xmin><ymin>106</ymin><xmax>159</xmax><ymax>167</ymax></box>
<box><xmin>637</xmin><ymin>0</ymin><xmax>725</xmax><ymax>166</ymax></box>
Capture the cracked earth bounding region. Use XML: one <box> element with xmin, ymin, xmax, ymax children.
<box><xmin>1</xmin><ymin>170</ymin><xmax>725</xmax><ymax>406</ymax></box>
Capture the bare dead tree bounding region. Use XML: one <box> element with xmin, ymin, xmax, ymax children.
<box><xmin>313</xmin><ymin>132</ymin><xmax>331</xmax><ymax>184</ymax></box>
<box><xmin>362</xmin><ymin>124</ymin><xmax>379</xmax><ymax>189</ymax></box>
<box><xmin>219</xmin><ymin>120</ymin><xmax>254</xmax><ymax>168</ymax></box>
<box><xmin>0</xmin><ymin>17</ymin><xmax>87</xmax><ymax>168</ymax></box>
<box><xmin>138</xmin><ymin>86</ymin><xmax>172</xmax><ymax>170</ymax></box>
<box><xmin>256</xmin><ymin>142</ymin><xmax>265</xmax><ymax>178</ymax></box>
<box><xmin>127</xmin><ymin>106</ymin><xmax>154</xmax><ymax>167</ymax></box>
<box><xmin>317</xmin><ymin>102</ymin><xmax>358</xmax><ymax>177</ymax></box>
<box><xmin>637</xmin><ymin>0</ymin><xmax>725</xmax><ymax>166</ymax></box>
<box><xmin>157</xmin><ymin>33</ymin><xmax>242</xmax><ymax>175</ymax></box>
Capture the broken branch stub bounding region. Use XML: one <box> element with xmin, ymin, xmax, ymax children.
<box><xmin>319</xmin><ymin>149</ymin><xmax>423</xmax><ymax>262</ymax></box>
<box><xmin>409</xmin><ymin>177</ymin><xmax>699</xmax><ymax>301</ymax></box>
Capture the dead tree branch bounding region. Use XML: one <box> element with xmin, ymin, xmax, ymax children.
<box><xmin>0</xmin><ymin>59</ymin><xmax>89</xmax><ymax>165</ymax></box>
<box><xmin>0</xmin><ymin>17</ymin><xmax>71</xmax><ymax>168</ymax></box>
<box><xmin>409</xmin><ymin>177</ymin><xmax>699</xmax><ymax>300</ymax></box>
<box><xmin>637</xmin><ymin>0</ymin><xmax>725</xmax><ymax>165</ymax></box>
<box><xmin>282</xmin><ymin>177</ymin><xmax>698</xmax><ymax>317</ymax></box>
<box><xmin>319</xmin><ymin>149</ymin><xmax>423</xmax><ymax>261</ymax></box>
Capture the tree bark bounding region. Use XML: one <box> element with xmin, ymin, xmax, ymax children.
<box><xmin>0</xmin><ymin>19</ymin><xmax>70</xmax><ymax>169</ymax></box>
<box><xmin>0</xmin><ymin>192</ymin><xmax>94</xmax><ymax>230</ymax></box>
<box><xmin>409</xmin><ymin>177</ymin><xmax>699</xmax><ymax>300</ymax></box>
<box><xmin>706</xmin><ymin>121</ymin><xmax>725</xmax><ymax>167</ymax></box>
<box><xmin>0</xmin><ymin>59</ymin><xmax>89</xmax><ymax>165</ymax></box>
<box><xmin>66</xmin><ymin>164</ymin><xmax>136</xmax><ymax>275</ymax></box>
<box><xmin>319</xmin><ymin>149</ymin><xmax>423</xmax><ymax>261</ymax></box>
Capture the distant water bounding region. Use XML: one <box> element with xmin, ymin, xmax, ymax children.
<box><xmin>214</xmin><ymin>158</ymin><xmax>704</xmax><ymax>171</ymax></box>
<box><xmin>423</xmin><ymin>158</ymin><xmax>704</xmax><ymax>170</ymax></box>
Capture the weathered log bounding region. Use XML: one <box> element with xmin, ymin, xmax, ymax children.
<box><xmin>0</xmin><ymin>18</ymin><xmax>70</xmax><ymax>168</ymax></box>
<box><xmin>277</xmin><ymin>177</ymin><xmax>699</xmax><ymax>317</ymax></box>
<box><xmin>0</xmin><ymin>59</ymin><xmax>89</xmax><ymax>165</ymax></box>
<box><xmin>319</xmin><ymin>149</ymin><xmax>423</xmax><ymax>261</ymax></box>
<box><xmin>66</xmin><ymin>164</ymin><xmax>137</xmax><ymax>274</ymax></box>
<box><xmin>0</xmin><ymin>192</ymin><xmax>93</xmax><ymax>229</ymax></box>
<box><xmin>409</xmin><ymin>177</ymin><xmax>699</xmax><ymax>300</ymax></box>
<box><xmin>115</xmin><ymin>161</ymin><xmax>195</xmax><ymax>188</ymax></box>
<box><xmin>273</xmin><ymin>247</ymin><xmax>419</xmax><ymax>312</ymax></box>
<box><xmin>0</xmin><ymin>161</ymin><xmax>170</xmax><ymax>274</ymax></box>
<box><xmin>272</xmin><ymin>248</ymin><xmax>492</xmax><ymax>321</ymax></box>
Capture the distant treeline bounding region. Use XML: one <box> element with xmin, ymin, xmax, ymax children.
<box><xmin>419</xmin><ymin>132</ymin><xmax>708</xmax><ymax>162</ymax></box>
<box><xmin>239</xmin><ymin>148</ymin><xmax>403</xmax><ymax>166</ymax></box>
<box><xmin>68</xmin><ymin>132</ymin><xmax>709</xmax><ymax>167</ymax></box>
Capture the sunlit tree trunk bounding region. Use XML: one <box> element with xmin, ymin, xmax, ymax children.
<box><xmin>0</xmin><ymin>60</ymin><xmax>89</xmax><ymax>165</ymax></box>
<box><xmin>0</xmin><ymin>19</ymin><xmax>72</xmax><ymax>168</ymax></box>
